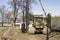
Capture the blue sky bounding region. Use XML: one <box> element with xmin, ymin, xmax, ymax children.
<box><xmin>0</xmin><ymin>0</ymin><xmax>60</xmax><ymax>16</ymax></box>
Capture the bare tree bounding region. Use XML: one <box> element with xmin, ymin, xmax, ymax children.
<box><xmin>8</xmin><ymin>0</ymin><xmax>36</xmax><ymax>27</ymax></box>
<box><xmin>0</xmin><ymin>6</ymin><xmax>5</xmax><ymax>27</ymax></box>
<box><xmin>5</xmin><ymin>12</ymin><xmax>11</xmax><ymax>22</ymax></box>
<box><xmin>8</xmin><ymin>0</ymin><xmax>23</xmax><ymax>27</ymax></box>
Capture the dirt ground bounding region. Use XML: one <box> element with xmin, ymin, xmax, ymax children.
<box><xmin>0</xmin><ymin>27</ymin><xmax>60</xmax><ymax>40</ymax></box>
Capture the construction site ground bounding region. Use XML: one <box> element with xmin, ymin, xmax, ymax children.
<box><xmin>0</xmin><ymin>27</ymin><xmax>60</xmax><ymax>40</ymax></box>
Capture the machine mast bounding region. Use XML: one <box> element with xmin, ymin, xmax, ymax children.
<box><xmin>39</xmin><ymin>0</ymin><xmax>46</xmax><ymax>16</ymax></box>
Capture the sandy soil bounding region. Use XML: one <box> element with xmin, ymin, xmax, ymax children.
<box><xmin>0</xmin><ymin>27</ymin><xmax>60</xmax><ymax>40</ymax></box>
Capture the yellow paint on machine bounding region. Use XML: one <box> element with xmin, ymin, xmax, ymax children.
<box><xmin>35</xmin><ymin>26</ymin><xmax>43</xmax><ymax>28</ymax></box>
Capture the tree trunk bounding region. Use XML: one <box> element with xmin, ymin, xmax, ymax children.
<box><xmin>13</xmin><ymin>0</ymin><xmax>16</xmax><ymax>27</ymax></box>
<box><xmin>25</xmin><ymin>0</ymin><xmax>29</xmax><ymax>31</ymax></box>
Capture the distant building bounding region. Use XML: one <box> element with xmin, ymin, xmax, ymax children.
<box><xmin>15</xmin><ymin>19</ymin><xmax>23</xmax><ymax>29</ymax></box>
